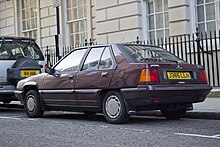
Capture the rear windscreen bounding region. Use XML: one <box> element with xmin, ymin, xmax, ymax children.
<box><xmin>0</xmin><ymin>40</ymin><xmax>44</xmax><ymax>60</ymax></box>
<box><xmin>123</xmin><ymin>45</ymin><xmax>185</xmax><ymax>63</ymax></box>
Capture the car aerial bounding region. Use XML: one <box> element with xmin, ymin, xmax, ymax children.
<box><xmin>0</xmin><ymin>36</ymin><xmax>46</xmax><ymax>104</ymax></box>
<box><xmin>15</xmin><ymin>44</ymin><xmax>212</xmax><ymax>123</ymax></box>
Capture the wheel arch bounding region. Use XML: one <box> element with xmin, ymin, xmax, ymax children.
<box><xmin>23</xmin><ymin>85</ymin><xmax>38</xmax><ymax>97</ymax></box>
<box><xmin>98</xmin><ymin>89</ymin><xmax>130</xmax><ymax>112</ymax></box>
<box><xmin>23</xmin><ymin>85</ymin><xmax>47</xmax><ymax>111</ymax></box>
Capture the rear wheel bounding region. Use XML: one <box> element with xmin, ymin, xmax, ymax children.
<box><xmin>161</xmin><ymin>108</ymin><xmax>186</xmax><ymax>120</ymax></box>
<box><xmin>103</xmin><ymin>91</ymin><xmax>129</xmax><ymax>124</ymax></box>
<box><xmin>24</xmin><ymin>90</ymin><xmax>44</xmax><ymax>118</ymax></box>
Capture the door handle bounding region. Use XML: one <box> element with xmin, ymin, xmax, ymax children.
<box><xmin>69</xmin><ymin>75</ymin><xmax>74</xmax><ymax>79</ymax></box>
<box><xmin>101</xmin><ymin>72</ymin><xmax>108</xmax><ymax>77</ymax></box>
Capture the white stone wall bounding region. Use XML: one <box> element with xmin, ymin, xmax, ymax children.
<box><xmin>91</xmin><ymin>0</ymin><xmax>96</xmax><ymax>42</ymax></box>
<box><xmin>39</xmin><ymin>0</ymin><xmax>56</xmax><ymax>49</ymax></box>
<box><xmin>0</xmin><ymin>0</ymin><xmax>15</xmax><ymax>36</ymax></box>
<box><xmin>95</xmin><ymin>0</ymin><xmax>142</xmax><ymax>44</ymax></box>
<box><xmin>168</xmin><ymin>0</ymin><xmax>191</xmax><ymax>36</ymax></box>
<box><xmin>0</xmin><ymin>0</ymin><xmax>197</xmax><ymax>46</ymax></box>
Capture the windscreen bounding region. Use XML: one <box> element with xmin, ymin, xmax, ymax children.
<box><xmin>0</xmin><ymin>40</ymin><xmax>44</xmax><ymax>60</ymax></box>
<box><xmin>123</xmin><ymin>45</ymin><xmax>185</xmax><ymax>63</ymax></box>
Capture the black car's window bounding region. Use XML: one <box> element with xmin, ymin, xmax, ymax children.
<box><xmin>0</xmin><ymin>41</ymin><xmax>44</xmax><ymax>60</ymax></box>
<box><xmin>82</xmin><ymin>47</ymin><xmax>105</xmax><ymax>71</ymax></box>
<box><xmin>54</xmin><ymin>49</ymin><xmax>86</xmax><ymax>73</ymax></box>
<box><xmin>123</xmin><ymin>45</ymin><xmax>185</xmax><ymax>63</ymax></box>
<box><xmin>98</xmin><ymin>47</ymin><xmax>113</xmax><ymax>70</ymax></box>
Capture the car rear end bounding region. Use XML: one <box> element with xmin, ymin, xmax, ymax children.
<box><xmin>118</xmin><ymin>44</ymin><xmax>212</xmax><ymax>111</ymax></box>
<box><xmin>0</xmin><ymin>36</ymin><xmax>46</xmax><ymax>103</ymax></box>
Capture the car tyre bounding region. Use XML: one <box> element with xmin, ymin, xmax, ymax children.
<box><xmin>103</xmin><ymin>91</ymin><xmax>129</xmax><ymax>124</ymax></box>
<box><xmin>161</xmin><ymin>108</ymin><xmax>186</xmax><ymax>120</ymax></box>
<box><xmin>24</xmin><ymin>90</ymin><xmax>44</xmax><ymax>118</ymax></box>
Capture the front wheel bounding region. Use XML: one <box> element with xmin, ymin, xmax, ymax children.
<box><xmin>103</xmin><ymin>91</ymin><xmax>129</xmax><ymax>124</ymax></box>
<box><xmin>24</xmin><ymin>90</ymin><xmax>44</xmax><ymax>118</ymax></box>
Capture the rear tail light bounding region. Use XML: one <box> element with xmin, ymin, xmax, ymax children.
<box><xmin>198</xmin><ymin>69</ymin><xmax>208</xmax><ymax>83</ymax></box>
<box><xmin>139</xmin><ymin>69</ymin><xmax>159</xmax><ymax>83</ymax></box>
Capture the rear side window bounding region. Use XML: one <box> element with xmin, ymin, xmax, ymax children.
<box><xmin>99</xmin><ymin>47</ymin><xmax>113</xmax><ymax>70</ymax></box>
<box><xmin>82</xmin><ymin>46</ymin><xmax>114</xmax><ymax>71</ymax></box>
<box><xmin>0</xmin><ymin>40</ymin><xmax>44</xmax><ymax>60</ymax></box>
<box><xmin>82</xmin><ymin>47</ymin><xmax>105</xmax><ymax>71</ymax></box>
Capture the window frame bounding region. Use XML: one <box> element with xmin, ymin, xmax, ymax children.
<box><xmin>18</xmin><ymin>0</ymin><xmax>41</xmax><ymax>45</ymax></box>
<box><xmin>145</xmin><ymin>0</ymin><xmax>170</xmax><ymax>41</ymax></box>
<box><xmin>195</xmin><ymin>0</ymin><xmax>220</xmax><ymax>33</ymax></box>
<box><xmin>65</xmin><ymin>0</ymin><xmax>89</xmax><ymax>46</ymax></box>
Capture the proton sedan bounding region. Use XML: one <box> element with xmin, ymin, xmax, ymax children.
<box><xmin>15</xmin><ymin>44</ymin><xmax>212</xmax><ymax>123</ymax></box>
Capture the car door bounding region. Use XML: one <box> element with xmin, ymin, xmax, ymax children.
<box><xmin>41</xmin><ymin>48</ymin><xmax>87</xmax><ymax>108</ymax></box>
<box><xmin>75</xmin><ymin>46</ymin><xmax>116</xmax><ymax>107</ymax></box>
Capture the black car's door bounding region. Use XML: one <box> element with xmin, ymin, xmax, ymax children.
<box><xmin>75</xmin><ymin>46</ymin><xmax>116</xmax><ymax>107</ymax></box>
<box><xmin>41</xmin><ymin>49</ymin><xmax>87</xmax><ymax>108</ymax></box>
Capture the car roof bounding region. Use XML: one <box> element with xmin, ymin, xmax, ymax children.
<box><xmin>0</xmin><ymin>36</ymin><xmax>35</xmax><ymax>41</ymax></box>
<box><xmin>72</xmin><ymin>43</ymin><xmax>162</xmax><ymax>50</ymax></box>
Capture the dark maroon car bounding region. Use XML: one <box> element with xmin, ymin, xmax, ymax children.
<box><xmin>15</xmin><ymin>44</ymin><xmax>212</xmax><ymax>123</ymax></box>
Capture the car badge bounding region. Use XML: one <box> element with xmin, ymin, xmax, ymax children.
<box><xmin>176</xmin><ymin>65</ymin><xmax>183</xmax><ymax>70</ymax></box>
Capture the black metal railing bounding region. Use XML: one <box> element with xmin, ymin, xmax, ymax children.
<box><xmin>46</xmin><ymin>30</ymin><xmax>220</xmax><ymax>87</ymax></box>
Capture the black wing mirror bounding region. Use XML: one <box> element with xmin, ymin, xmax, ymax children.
<box><xmin>45</xmin><ymin>67</ymin><xmax>61</xmax><ymax>77</ymax></box>
<box><xmin>45</xmin><ymin>67</ymin><xmax>53</xmax><ymax>74</ymax></box>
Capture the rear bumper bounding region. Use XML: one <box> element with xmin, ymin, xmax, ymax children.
<box><xmin>121</xmin><ymin>84</ymin><xmax>212</xmax><ymax>107</ymax></box>
<box><xmin>0</xmin><ymin>85</ymin><xmax>16</xmax><ymax>100</ymax></box>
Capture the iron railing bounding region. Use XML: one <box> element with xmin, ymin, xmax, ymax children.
<box><xmin>46</xmin><ymin>30</ymin><xmax>220</xmax><ymax>87</ymax></box>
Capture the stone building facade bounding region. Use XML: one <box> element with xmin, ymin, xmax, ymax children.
<box><xmin>0</xmin><ymin>0</ymin><xmax>219</xmax><ymax>49</ymax></box>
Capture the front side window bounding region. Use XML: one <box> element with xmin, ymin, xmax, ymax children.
<box><xmin>21</xmin><ymin>0</ymin><xmax>38</xmax><ymax>39</ymax></box>
<box><xmin>67</xmin><ymin>0</ymin><xmax>87</xmax><ymax>45</ymax></box>
<box><xmin>147</xmin><ymin>0</ymin><xmax>169</xmax><ymax>41</ymax></box>
<box><xmin>54</xmin><ymin>49</ymin><xmax>86</xmax><ymax>73</ymax></box>
<box><xmin>196</xmin><ymin>0</ymin><xmax>219</xmax><ymax>33</ymax></box>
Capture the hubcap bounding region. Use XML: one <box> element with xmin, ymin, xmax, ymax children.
<box><xmin>105</xmin><ymin>95</ymin><xmax>121</xmax><ymax>119</ymax></box>
<box><xmin>27</xmin><ymin>95</ymin><xmax>35</xmax><ymax>112</ymax></box>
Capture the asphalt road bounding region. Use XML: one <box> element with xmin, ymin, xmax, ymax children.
<box><xmin>0</xmin><ymin>104</ymin><xmax>219</xmax><ymax>147</ymax></box>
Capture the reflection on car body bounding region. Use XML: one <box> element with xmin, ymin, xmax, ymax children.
<box><xmin>15</xmin><ymin>44</ymin><xmax>212</xmax><ymax>124</ymax></box>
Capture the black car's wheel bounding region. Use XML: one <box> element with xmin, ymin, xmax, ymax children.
<box><xmin>24</xmin><ymin>90</ymin><xmax>44</xmax><ymax>118</ymax></box>
<box><xmin>161</xmin><ymin>108</ymin><xmax>186</xmax><ymax>120</ymax></box>
<box><xmin>103</xmin><ymin>91</ymin><xmax>129</xmax><ymax>124</ymax></box>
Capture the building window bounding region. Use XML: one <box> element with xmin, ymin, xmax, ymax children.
<box><xmin>147</xmin><ymin>0</ymin><xmax>169</xmax><ymax>41</ymax></box>
<box><xmin>21</xmin><ymin>0</ymin><xmax>37</xmax><ymax>39</ymax></box>
<box><xmin>196</xmin><ymin>0</ymin><xmax>220</xmax><ymax>33</ymax></box>
<box><xmin>67</xmin><ymin>0</ymin><xmax>87</xmax><ymax>46</ymax></box>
